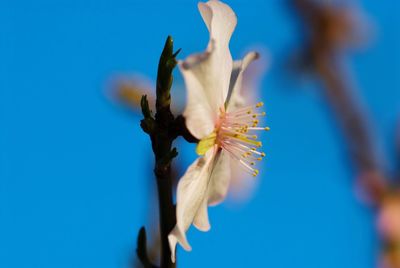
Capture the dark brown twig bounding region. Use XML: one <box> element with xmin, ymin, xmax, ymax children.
<box><xmin>138</xmin><ymin>36</ymin><xmax>197</xmax><ymax>268</ymax></box>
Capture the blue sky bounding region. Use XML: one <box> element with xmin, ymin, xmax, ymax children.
<box><xmin>1</xmin><ymin>0</ymin><xmax>399</xmax><ymax>267</ymax></box>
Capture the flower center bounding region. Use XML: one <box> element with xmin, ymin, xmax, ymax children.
<box><xmin>196</xmin><ymin>102</ymin><xmax>269</xmax><ymax>177</ymax></box>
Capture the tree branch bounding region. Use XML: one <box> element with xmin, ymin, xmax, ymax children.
<box><xmin>138</xmin><ymin>36</ymin><xmax>181</xmax><ymax>268</ymax></box>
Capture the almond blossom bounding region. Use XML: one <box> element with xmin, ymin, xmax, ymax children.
<box><xmin>168</xmin><ymin>0</ymin><xmax>268</xmax><ymax>262</ymax></box>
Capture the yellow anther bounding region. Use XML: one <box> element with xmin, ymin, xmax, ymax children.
<box><xmin>256</xmin><ymin>102</ymin><xmax>264</xmax><ymax>108</ymax></box>
<box><xmin>247</xmin><ymin>110</ymin><xmax>251</xmax><ymax>114</ymax></box>
<box><xmin>256</xmin><ymin>142</ymin><xmax>262</xmax><ymax>148</ymax></box>
<box><xmin>261</xmin><ymin>152</ymin><xmax>266</xmax><ymax>157</ymax></box>
<box><xmin>265</xmin><ymin>127</ymin><xmax>270</xmax><ymax>131</ymax></box>
<box><xmin>257</xmin><ymin>157</ymin><xmax>262</xmax><ymax>161</ymax></box>
<box><xmin>261</xmin><ymin>112</ymin><xmax>266</xmax><ymax>116</ymax></box>
<box><xmin>252</xmin><ymin>114</ymin><xmax>257</xmax><ymax>118</ymax></box>
<box><xmin>250</xmin><ymin>162</ymin><xmax>255</xmax><ymax>166</ymax></box>
<box><xmin>252</xmin><ymin>135</ymin><xmax>258</xmax><ymax>139</ymax></box>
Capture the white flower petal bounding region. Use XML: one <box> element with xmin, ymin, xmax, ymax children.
<box><xmin>168</xmin><ymin>147</ymin><xmax>216</xmax><ymax>263</ymax></box>
<box><xmin>229</xmin><ymin>158</ymin><xmax>260</xmax><ymax>202</ymax></box>
<box><xmin>197</xmin><ymin>0</ymin><xmax>237</xmax><ymax>105</ymax></box>
<box><xmin>181</xmin><ymin>0</ymin><xmax>237</xmax><ymax>138</ymax></box>
<box><xmin>179</xmin><ymin>63</ymin><xmax>216</xmax><ymax>139</ymax></box>
<box><xmin>226</xmin><ymin>51</ymin><xmax>259</xmax><ymax>112</ymax></box>
<box><xmin>193</xmin><ymin>198</ymin><xmax>211</xmax><ymax>231</ymax></box>
<box><xmin>207</xmin><ymin>150</ymin><xmax>231</xmax><ymax>206</ymax></box>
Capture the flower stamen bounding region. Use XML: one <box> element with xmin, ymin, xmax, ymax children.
<box><xmin>216</xmin><ymin>102</ymin><xmax>268</xmax><ymax>176</ymax></box>
<box><xmin>195</xmin><ymin>101</ymin><xmax>268</xmax><ymax>175</ymax></box>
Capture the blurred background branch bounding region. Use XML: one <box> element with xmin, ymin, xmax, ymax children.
<box><xmin>289</xmin><ymin>0</ymin><xmax>400</xmax><ymax>267</ymax></box>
